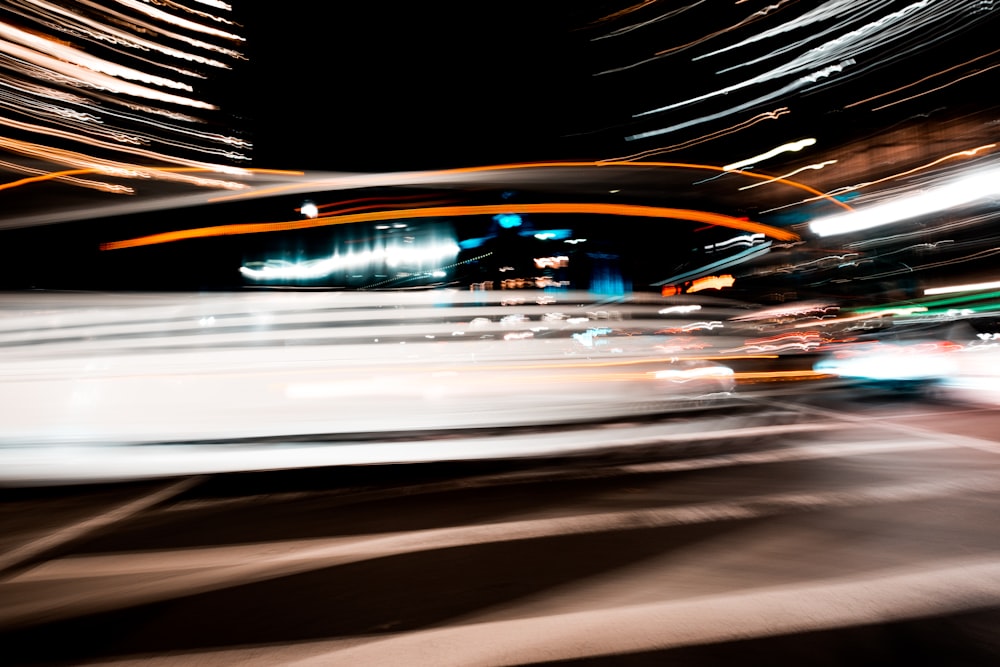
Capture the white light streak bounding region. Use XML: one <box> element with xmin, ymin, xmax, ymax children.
<box><xmin>925</xmin><ymin>280</ymin><xmax>1000</xmax><ymax>296</ymax></box>
<box><xmin>739</xmin><ymin>160</ymin><xmax>838</xmax><ymax>190</ymax></box>
<box><xmin>115</xmin><ymin>0</ymin><xmax>244</xmax><ymax>42</ymax></box>
<box><xmin>659</xmin><ymin>305</ymin><xmax>702</xmax><ymax>314</ymax></box>
<box><xmin>623</xmin><ymin>0</ymin><xmax>994</xmax><ymax>146</ymax></box>
<box><xmin>810</xmin><ymin>164</ymin><xmax>1000</xmax><ymax>237</ymax></box>
<box><xmin>241</xmin><ymin>241</ymin><xmax>462</xmax><ymax>281</ymax></box>
<box><xmin>8</xmin><ymin>0</ymin><xmax>233</xmax><ymax>69</ymax></box>
<box><xmin>724</xmin><ymin>138</ymin><xmax>816</xmax><ymax>171</ymax></box>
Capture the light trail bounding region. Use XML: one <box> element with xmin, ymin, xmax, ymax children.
<box><xmin>629</xmin><ymin>0</ymin><xmax>940</xmax><ymax>119</ymax></box>
<box><xmin>846</xmin><ymin>46</ymin><xmax>1000</xmax><ymax>109</ymax></box>
<box><xmin>810</xmin><ymin>161</ymin><xmax>1000</xmax><ymax>237</ymax></box>
<box><xmin>845</xmin><ymin>211</ymin><xmax>1000</xmax><ymax>250</ymax></box>
<box><xmin>0</xmin><ymin>166</ymin><xmax>303</xmax><ymax>194</ymax></box>
<box><xmin>115</xmin><ymin>0</ymin><xmax>244</xmax><ymax>42</ymax></box>
<box><xmin>591</xmin><ymin>0</ymin><xmax>711</xmax><ymax>41</ymax></box>
<box><xmin>763</xmin><ymin>144</ymin><xmax>998</xmax><ymax>216</ymax></box>
<box><xmin>614</xmin><ymin>0</ymin><xmax>996</xmax><ymax>146</ymax></box>
<box><xmin>310</xmin><ymin>193</ymin><xmax>460</xmax><ymax>214</ymax></box>
<box><xmin>0</xmin><ymin>0</ymin><xmax>250</xmax><ymax>193</ymax></box>
<box><xmin>791</xmin><ymin>308</ymin><xmax>927</xmax><ymax>328</ymax></box>
<box><xmin>0</xmin><ymin>34</ymin><xmax>213</xmax><ymax>108</ymax></box>
<box><xmin>693</xmin><ymin>0</ymin><xmax>885</xmax><ymax>62</ymax></box>
<box><xmin>595</xmin><ymin>0</ymin><xmax>797</xmax><ymax>70</ymax></box>
<box><xmin>209</xmin><ymin>160</ymin><xmax>853</xmax><ymax>212</ymax></box>
<box><xmin>739</xmin><ymin>160</ymin><xmax>838</xmax><ymax>190</ymax></box>
<box><xmin>723</xmin><ymin>138</ymin><xmax>817</xmax><ymax>172</ymax></box>
<box><xmin>602</xmin><ymin>108</ymin><xmax>790</xmax><ymax>162</ymax></box>
<box><xmin>871</xmin><ymin>62</ymin><xmax>1000</xmax><ymax>111</ymax></box>
<box><xmin>100</xmin><ymin>203</ymin><xmax>800</xmax><ymax>251</ymax></box>
<box><xmin>6</xmin><ymin>0</ymin><xmax>234</xmax><ymax>69</ymax></box>
<box><xmin>651</xmin><ymin>241</ymin><xmax>773</xmax><ymax>287</ymax></box>
<box><xmin>588</xmin><ymin>0</ymin><xmax>660</xmax><ymax>27</ymax></box>
<box><xmin>625</xmin><ymin>60</ymin><xmax>855</xmax><ymax>140</ymax></box>
<box><xmin>925</xmin><ymin>280</ymin><xmax>1000</xmax><ymax>296</ymax></box>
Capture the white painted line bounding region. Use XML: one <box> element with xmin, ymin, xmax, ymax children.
<box><xmin>621</xmin><ymin>438</ymin><xmax>957</xmax><ymax>474</ymax></box>
<box><xmin>286</xmin><ymin>555</ymin><xmax>1000</xmax><ymax>666</ymax></box>
<box><xmin>159</xmin><ymin>437</ymin><xmax>957</xmax><ymax>515</ymax></box>
<box><xmin>5</xmin><ymin>472</ymin><xmax>1000</xmax><ymax>627</ymax></box>
<box><xmin>750</xmin><ymin>397</ymin><xmax>1000</xmax><ymax>455</ymax></box>
<box><xmin>0</xmin><ymin>420</ymin><xmax>850</xmax><ymax>485</ymax></box>
<box><xmin>0</xmin><ymin>476</ymin><xmax>202</xmax><ymax>578</ymax></box>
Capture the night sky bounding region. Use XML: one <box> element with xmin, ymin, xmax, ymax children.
<box><xmin>242</xmin><ymin>2</ymin><xmax>608</xmax><ymax>172</ymax></box>
<box><xmin>235</xmin><ymin>1</ymin><xmax>1000</xmax><ymax>176</ymax></box>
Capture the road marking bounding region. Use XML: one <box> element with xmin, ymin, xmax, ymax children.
<box><xmin>283</xmin><ymin>555</ymin><xmax>1000</xmax><ymax>666</ymax></box>
<box><xmin>621</xmin><ymin>438</ymin><xmax>956</xmax><ymax>474</ymax></box>
<box><xmin>0</xmin><ymin>420</ymin><xmax>852</xmax><ymax>485</ymax></box>
<box><xmin>748</xmin><ymin>396</ymin><xmax>1000</xmax><ymax>455</ymax></box>
<box><xmin>882</xmin><ymin>405</ymin><xmax>1000</xmax><ymax>419</ymax></box>
<box><xmin>0</xmin><ymin>476</ymin><xmax>202</xmax><ymax>579</ymax></box>
<box><xmin>5</xmin><ymin>472</ymin><xmax>1000</xmax><ymax>627</ymax></box>
<box><xmin>161</xmin><ymin>437</ymin><xmax>956</xmax><ymax>515</ymax></box>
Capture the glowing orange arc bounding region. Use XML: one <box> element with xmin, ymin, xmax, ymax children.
<box><xmin>100</xmin><ymin>202</ymin><xmax>800</xmax><ymax>251</ymax></box>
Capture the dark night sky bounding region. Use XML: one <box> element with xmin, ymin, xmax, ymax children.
<box><xmin>241</xmin><ymin>2</ymin><xmax>611</xmax><ymax>172</ymax></box>
<box><xmin>233</xmin><ymin>1</ymin><xmax>1000</xmax><ymax>179</ymax></box>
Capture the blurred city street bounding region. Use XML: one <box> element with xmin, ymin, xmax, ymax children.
<box><xmin>3</xmin><ymin>380</ymin><xmax>1000</xmax><ymax>665</ymax></box>
<box><xmin>4</xmin><ymin>1</ymin><xmax>1000</xmax><ymax>664</ymax></box>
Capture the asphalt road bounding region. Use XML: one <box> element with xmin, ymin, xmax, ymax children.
<box><xmin>3</xmin><ymin>385</ymin><xmax>1000</xmax><ymax>665</ymax></box>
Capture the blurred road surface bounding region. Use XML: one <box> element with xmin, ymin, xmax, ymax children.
<box><xmin>2</xmin><ymin>387</ymin><xmax>1000</xmax><ymax>665</ymax></box>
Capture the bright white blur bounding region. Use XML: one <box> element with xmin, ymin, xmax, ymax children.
<box><xmin>0</xmin><ymin>290</ymin><xmax>749</xmax><ymax>482</ymax></box>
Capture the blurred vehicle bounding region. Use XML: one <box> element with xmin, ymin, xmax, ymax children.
<box><xmin>813</xmin><ymin>340</ymin><xmax>959</xmax><ymax>395</ymax></box>
<box><xmin>938</xmin><ymin>344</ymin><xmax>1000</xmax><ymax>406</ymax></box>
<box><xmin>813</xmin><ymin>327</ymin><xmax>1000</xmax><ymax>405</ymax></box>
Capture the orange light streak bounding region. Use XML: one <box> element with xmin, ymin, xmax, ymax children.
<box><xmin>761</xmin><ymin>143</ymin><xmax>999</xmax><ymax>215</ymax></box>
<box><xmin>687</xmin><ymin>274</ymin><xmax>736</xmax><ymax>292</ymax></box>
<box><xmin>305</xmin><ymin>356</ymin><xmax>780</xmax><ymax>377</ymax></box>
<box><xmin>301</xmin><ymin>199</ymin><xmax>460</xmax><ymax>218</ymax></box>
<box><xmin>871</xmin><ymin>63</ymin><xmax>1000</xmax><ymax>111</ymax></box>
<box><xmin>313</xmin><ymin>192</ymin><xmax>455</xmax><ymax>212</ymax></box>
<box><xmin>209</xmin><ymin>160</ymin><xmax>852</xmax><ymax>212</ymax></box>
<box><xmin>0</xmin><ymin>165</ymin><xmax>304</xmax><ymax>193</ymax></box>
<box><xmin>823</xmin><ymin>144</ymin><xmax>996</xmax><ymax>201</ymax></box>
<box><xmin>100</xmin><ymin>203</ymin><xmax>800</xmax><ymax>251</ymax></box>
<box><xmin>846</xmin><ymin>47</ymin><xmax>1000</xmax><ymax>109</ymax></box>
<box><xmin>640</xmin><ymin>0</ymin><xmax>794</xmax><ymax>59</ymax></box>
<box><xmin>733</xmin><ymin>370</ymin><xmax>833</xmax><ymax>383</ymax></box>
<box><xmin>590</xmin><ymin>0</ymin><xmax>659</xmax><ymax>24</ymax></box>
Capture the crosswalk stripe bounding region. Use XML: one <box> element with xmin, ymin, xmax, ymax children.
<box><xmin>5</xmin><ymin>471</ymin><xmax>1000</xmax><ymax>628</ymax></box>
<box><xmin>286</xmin><ymin>555</ymin><xmax>1000</xmax><ymax>666</ymax></box>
